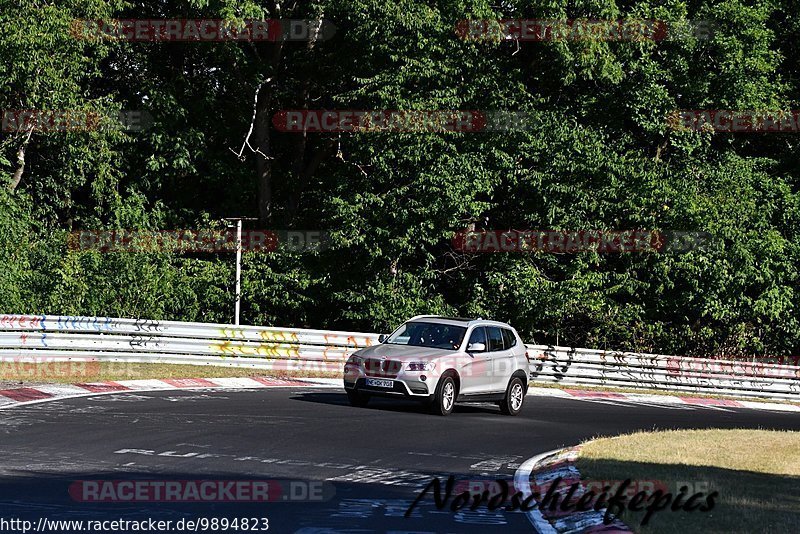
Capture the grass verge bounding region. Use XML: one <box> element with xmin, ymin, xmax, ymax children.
<box><xmin>530</xmin><ymin>381</ymin><xmax>800</xmax><ymax>406</ymax></box>
<box><xmin>576</xmin><ymin>429</ymin><xmax>800</xmax><ymax>533</ymax></box>
<box><xmin>0</xmin><ymin>362</ymin><xmax>339</xmax><ymax>389</ymax></box>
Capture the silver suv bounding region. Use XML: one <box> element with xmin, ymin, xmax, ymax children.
<box><xmin>343</xmin><ymin>316</ymin><xmax>530</xmax><ymax>416</ymax></box>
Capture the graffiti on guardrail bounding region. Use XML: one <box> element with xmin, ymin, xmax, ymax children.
<box><xmin>210</xmin><ymin>341</ymin><xmax>301</xmax><ymax>359</ymax></box>
<box><xmin>209</xmin><ymin>341</ymin><xmax>353</xmax><ymax>362</ymax></box>
<box><xmin>554</xmin><ymin>348</ymin><xmax>575</xmax><ymax>379</ymax></box>
<box><xmin>0</xmin><ymin>315</ymin><xmax>46</xmax><ymax>329</ymax></box>
<box><xmin>667</xmin><ymin>357</ymin><xmax>800</xmax><ymax>380</ymax></box>
<box><xmin>129</xmin><ymin>335</ymin><xmax>163</xmax><ymax>350</ymax></box>
<box><xmin>748</xmin><ymin>355</ymin><xmax>800</xmax><ymax>366</ymax></box>
<box><xmin>260</xmin><ymin>330</ymin><xmax>300</xmax><ymax>343</ymax></box>
<box><xmin>528</xmin><ymin>349</ymin><xmax>551</xmax><ymax>379</ymax></box>
<box><xmin>219</xmin><ymin>328</ymin><xmax>247</xmax><ymax>340</ymax></box>
<box><xmin>0</xmin><ymin>315</ymin><xmax>125</xmax><ymax>332</ymax></box>
<box><xmin>526</xmin><ymin>345</ymin><xmax>800</xmax><ymax>398</ymax></box>
<box><xmin>56</xmin><ymin>316</ymin><xmax>116</xmax><ymax>331</ymax></box>
<box><xmin>214</xmin><ymin>328</ymin><xmax>374</xmax><ymax>348</ymax></box>
<box><xmin>133</xmin><ymin>318</ymin><xmax>162</xmax><ymax>333</ymax></box>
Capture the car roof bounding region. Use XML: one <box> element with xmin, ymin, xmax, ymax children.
<box><xmin>406</xmin><ymin>315</ymin><xmax>514</xmax><ymax>329</ymax></box>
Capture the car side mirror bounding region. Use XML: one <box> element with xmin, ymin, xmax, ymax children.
<box><xmin>467</xmin><ymin>342</ymin><xmax>485</xmax><ymax>353</ymax></box>
<box><xmin>378</xmin><ymin>334</ymin><xmax>388</xmax><ymax>343</ymax></box>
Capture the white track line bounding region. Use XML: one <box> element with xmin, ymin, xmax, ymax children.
<box><xmin>513</xmin><ymin>450</ymin><xmax>560</xmax><ymax>534</ymax></box>
<box><xmin>0</xmin><ymin>379</ymin><xmax>335</xmax><ymax>410</ymax></box>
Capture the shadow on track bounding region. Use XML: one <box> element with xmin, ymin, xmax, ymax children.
<box><xmin>2</xmin><ymin>461</ymin><xmax>794</xmax><ymax>533</ymax></box>
<box><xmin>289</xmin><ymin>391</ymin><xmax>503</xmax><ymax>416</ymax></box>
<box><xmin>0</xmin><ymin>468</ymin><xmax>526</xmax><ymax>533</ymax></box>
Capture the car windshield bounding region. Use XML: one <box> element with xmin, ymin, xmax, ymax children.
<box><xmin>385</xmin><ymin>321</ymin><xmax>467</xmax><ymax>350</ymax></box>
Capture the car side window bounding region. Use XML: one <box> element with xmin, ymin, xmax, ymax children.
<box><xmin>486</xmin><ymin>327</ymin><xmax>504</xmax><ymax>352</ymax></box>
<box><xmin>467</xmin><ymin>327</ymin><xmax>487</xmax><ymax>352</ymax></box>
<box><xmin>501</xmin><ymin>328</ymin><xmax>516</xmax><ymax>349</ymax></box>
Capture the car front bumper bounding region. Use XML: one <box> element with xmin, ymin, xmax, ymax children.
<box><xmin>343</xmin><ymin>374</ymin><xmax>433</xmax><ymax>399</ymax></box>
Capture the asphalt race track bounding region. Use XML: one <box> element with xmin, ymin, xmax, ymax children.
<box><xmin>1</xmin><ymin>387</ymin><xmax>799</xmax><ymax>533</ymax></box>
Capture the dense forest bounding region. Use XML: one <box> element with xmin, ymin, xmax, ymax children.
<box><xmin>1</xmin><ymin>1</ymin><xmax>799</xmax><ymax>358</ymax></box>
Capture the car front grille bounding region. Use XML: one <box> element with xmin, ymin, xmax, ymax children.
<box><xmin>364</xmin><ymin>358</ymin><xmax>402</xmax><ymax>378</ymax></box>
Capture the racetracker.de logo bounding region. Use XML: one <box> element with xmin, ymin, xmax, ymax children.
<box><xmin>455</xmin><ymin>19</ymin><xmax>714</xmax><ymax>41</ymax></box>
<box><xmin>69</xmin><ymin>19</ymin><xmax>336</xmax><ymax>42</ymax></box>
<box><xmin>67</xmin><ymin>229</ymin><xmax>329</xmax><ymax>253</ymax></box>
<box><xmin>65</xmin><ymin>19</ymin><xmax>336</xmax><ymax>42</ymax></box>
<box><xmin>668</xmin><ymin>110</ymin><xmax>800</xmax><ymax>133</ymax></box>
<box><xmin>0</xmin><ymin>358</ymin><xmax>100</xmax><ymax>380</ymax></box>
<box><xmin>273</xmin><ymin>110</ymin><xmax>486</xmax><ymax>133</ymax></box>
<box><xmin>452</xmin><ymin>229</ymin><xmax>712</xmax><ymax>254</ymax></box>
<box><xmin>273</xmin><ymin>110</ymin><xmax>548</xmax><ymax>133</ymax></box>
<box><xmin>1</xmin><ymin>109</ymin><xmax>152</xmax><ymax>133</ymax></box>
<box><xmin>69</xmin><ymin>480</ymin><xmax>276</xmax><ymax>502</ymax></box>
<box><xmin>69</xmin><ymin>480</ymin><xmax>333</xmax><ymax>502</ymax></box>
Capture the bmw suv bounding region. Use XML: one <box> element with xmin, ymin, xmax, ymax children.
<box><xmin>343</xmin><ymin>316</ymin><xmax>530</xmax><ymax>416</ymax></box>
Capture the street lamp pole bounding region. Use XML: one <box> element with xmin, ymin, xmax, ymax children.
<box><xmin>234</xmin><ymin>218</ymin><xmax>243</xmax><ymax>325</ymax></box>
<box><xmin>223</xmin><ymin>217</ymin><xmax>258</xmax><ymax>326</ymax></box>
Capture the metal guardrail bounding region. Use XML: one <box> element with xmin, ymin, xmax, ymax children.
<box><xmin>0</xmin><ymin>314</ymin><xmax>378</xmax><ymax>373</ymax></box>
<box><xmin>0</xmin><ymin>314</ymin><xmax>798</xmax><ymax>401</ymax></box>
<box><xmin>526</xmin><ymin>345</ymin><xmax>800</xmax><ymax>401</ymax></box>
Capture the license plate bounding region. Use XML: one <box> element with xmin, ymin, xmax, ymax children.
<box><xmin>365</xmin><ymin>378</ymin><xmax>394</xmax><ymax>388</ymax></box>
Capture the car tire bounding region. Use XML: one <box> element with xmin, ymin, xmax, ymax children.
<box><xmin>430</xmin><ymin>375</ymin><xmax>457</xmax><ymax>416</ymax></box>
<box><xmin>499</xmin><ymin>377</ymin><xmax>525</xmax><ymax>416</ymax></box>
<box><xmin>346</xmin><ymin>390</ymin><xmax>370</xmax><ymax>407</ymax></box>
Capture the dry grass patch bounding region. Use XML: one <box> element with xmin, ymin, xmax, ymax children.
<box><xmin>576</xmin><ymin>429</ymin><xmax>800</xmax><ymax>533</ymax></box>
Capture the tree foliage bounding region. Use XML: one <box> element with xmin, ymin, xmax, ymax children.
<box><xmin>1</xmin><ymin>0</ymin><xmax>799</xmax><ymax>357</ymax></box>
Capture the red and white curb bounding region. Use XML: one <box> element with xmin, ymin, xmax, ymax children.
<box><xmin>514</xmin><ymin>446</ymin><xmax>632</xmax><ymax>534</ymax></box>
<box><xmin>0</xmin><ymin>376</ymin><xmax>340</xmax><ymax>410</ymax></box>
<box><xmin>0</xmin><ymin>377</ymin><xmax>796</xmax><ymax>412</ymax></box>
<box><xmin>527</xmin><ymin>386</ymin><xmax>800</xmax><ymax>412</ymax></box>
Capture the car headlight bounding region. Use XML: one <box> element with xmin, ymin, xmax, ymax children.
<box><xmin>406</xmin><ymin>361</ymin><xmax>435</xmax><ymax>372</ymax></box>
<box><xmin>344</xmin><ymin>356</ymin><xmax>364</xmax><ymax>371</ymax></box>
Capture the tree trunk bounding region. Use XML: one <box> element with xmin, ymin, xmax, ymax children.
<box><xmin>255</xmin><ymin>87</ymin><xmax>272</xmax><ymax>223</ymax></box>
<box><xmin>8</xmin><ymin>130</ymin><xmax>32</xmax><ymax>192</ymax></box>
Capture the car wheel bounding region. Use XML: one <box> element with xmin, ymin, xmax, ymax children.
<box><xmin>430</xmin><ymin>375</ymin><xmax>456</xmax><ymax>416</ymax></box>
<box><xmin>500</xmin><ymin>377</ymin><xmax>525</xmax><ymax>416</ymax></box>
<box><xmin>346</xmin><ymin>390</ymin><xmax>370</xmax><ymax>407</ymax></box>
